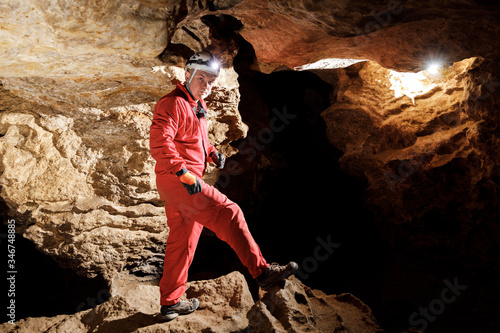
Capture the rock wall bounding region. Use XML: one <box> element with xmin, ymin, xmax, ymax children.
<box><xmin>0</xmin><ymin>0</ymin><xmax>247</xmax><ymax>278</ymax></box>
<box><xmin>319</xmin><ymin>56</ymin><xmax>500</xmax><ymax>276</ymax></box>
<box><xmin>0</xmin><ymin>65</ymin><xmax>245</xmax><ymax>279</ymax></box>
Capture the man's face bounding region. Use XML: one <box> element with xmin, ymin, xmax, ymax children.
<box><xmin>185</xmin><ymin>69</ymin><xmax>217</xmax><ymax>101</ymax></box>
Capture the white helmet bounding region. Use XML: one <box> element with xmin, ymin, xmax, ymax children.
<box><xmin>185</xmin><ymin>51</ymin><xmax>220</xmax><ymax>77</ymax></box>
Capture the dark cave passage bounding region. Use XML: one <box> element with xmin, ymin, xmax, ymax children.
<box><xmin>1</xmin><ymin>200</ymin><xmax>109</xmax><ymax>320</ymax></box>
<box><xmin>219</xmin><ymin>37</ymin><xmax>393</xmax><ymax>325</ymax></box>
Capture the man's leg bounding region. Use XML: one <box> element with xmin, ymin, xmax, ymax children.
<box><xmin>168</xmin><ymin>179</ymin><xmax>268</xmax><ymax>278</ymax></box>
<box><xmin>159</xmin><ymin>204</ymin><xmax>203</xmax><ymax>306</ymax></box>
<box><xmin>158</xmin><ymin>174</ymin><xmax>295</xmax><ymax>296</ymax></box>
<box><xmin>183</xmin><ymin>181</ymin><xmax>297</xmax><ymax>288</ymax></box>
<box><xmin>198</xmin><ymin>192</ymin><xmax>269</xmax><ymax>279</ymax></box>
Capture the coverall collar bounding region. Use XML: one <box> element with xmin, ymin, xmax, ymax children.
<box><xmin>177</xmin><ymin>83</ymin><xmax>205</xmax><ymax>106</ymax></box>
<box><xmin>176</xmin><ymin>83</ymin><xmax>208</xmax><ymax>117</ymax></box>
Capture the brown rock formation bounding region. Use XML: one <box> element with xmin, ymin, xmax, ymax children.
<box><xmin>248</xmin><ymin>277</ymin><xmax>383</xmax><ymax>332</ymax></box>
<box><xmin>1</xmin><ymin>272</ymin><xmax>383</xmax><ymax>333</ymax></box>
<box><xmin>0</xmin><ymin>53</ymin><xmax>245</xmax><ymax>280</ymax></box>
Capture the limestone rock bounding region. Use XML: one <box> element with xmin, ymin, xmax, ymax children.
<box><xmin>1</xmin><ymin>272</ymin><xmax>383</xmax><ymax>333</ymax></box>
<box><xmin>0</xmin><ymin>0</ymin><xmax>246</xmax><ymax>279</ymax></box>
<box><xmin>1</xmin><ymin>272</ymin><xmax>251</xmax><ymax>333</ymax></box>
<box><xmin>317</xmin><ymin>57</ymin><xmax>500</xmax><ymax>268</ymax></box>
<box><xmin>248</xmin><ymin>277</ymin><xmax>383</xmax><ymax>333</ymax></box>
<box><xmin>0</xmin><ymin>0</ymin><xmax>170</xmax><ymax>77</ymax></box>
<box><xmin>0</xmin><ymin>65</ymin><xmax>245</xmax><ymax>279</ymax></box>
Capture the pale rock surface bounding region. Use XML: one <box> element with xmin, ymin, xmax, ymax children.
<box><xmin>0</xmin><ymin>0</ymin><xmax>170</xmax><ymax>77</ymax></box>
<box><xmin>1</xmin><ymin>272</ymin><xmax>383</xmax><ymax>333</ymax></box>
<box><xmin>0</xmin><ymin>64</ymin><xmax>245</xmax><ymax>278</ymax></box>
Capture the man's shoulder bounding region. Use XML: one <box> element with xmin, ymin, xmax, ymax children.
<box><xmin>158</xmin><ymin>89</ymin><xmax>189</xmax><ymax>107</ymax></box>
<box><xmin>155</xmin><ymin>89</ymin><xmax>193</xmax><ymax>119</ymax></box>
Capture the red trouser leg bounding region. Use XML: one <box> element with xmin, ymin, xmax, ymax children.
<box><xmin>157</xmin><ymin>174</ymin><xmax>268</xmax><ymax>306</ymax></box>
<box><xmin>160</xmin><ymin>204</ymin><xmax>203</xmax><ymax>306</ymax></box>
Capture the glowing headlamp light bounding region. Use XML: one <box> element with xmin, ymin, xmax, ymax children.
<box><xmin>210</xmin><ymin>61</ymin><xmax>219</xmax><ymax>70</ymax></box>
<box><xmin>427</xmin><ymin>63</ymin><xmax>441</xmax><ymax>75</ymax></box>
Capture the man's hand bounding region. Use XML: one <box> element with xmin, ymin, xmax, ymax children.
<box><xmin>179</xmin><ymin>172</ymin><xmax>197</xmax><ymax>185</ymax></box>
<box><xmin>179</xmin><ymin>171</ymin><xmax>202</xmax><ymax>195</ymax></box>
<box><xmin>210</xmin><ymin>152</ymin><xmax>225</xmax><ymax>169</ymax></box>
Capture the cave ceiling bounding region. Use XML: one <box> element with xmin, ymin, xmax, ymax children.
<box><xmin>1</xmin><ymin>0</ymin><xmax>499</xmax><ymax>77</ymax></box>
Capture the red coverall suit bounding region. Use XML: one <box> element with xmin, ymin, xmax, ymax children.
<box><xmin>150</xmin><ymin>83</ymin><xmax>269</xmax><ymax>306</ymax></box>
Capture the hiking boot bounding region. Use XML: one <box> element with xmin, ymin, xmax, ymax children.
<box><xmin>256</xmin><ymin>262</ymin><xmax>298</xmax><ymax>290</ymax></box>
<box><xmin>161</xmin><ymin>298</ymin><xmax>200</xmax><ymax>322</ymax></box>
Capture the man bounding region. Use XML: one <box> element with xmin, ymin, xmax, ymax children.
<box><xmin>149</xmin><ymin>51</ymin><xmax>297</xmax><ymax>322</ymax></box>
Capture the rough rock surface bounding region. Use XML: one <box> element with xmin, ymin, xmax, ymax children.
<box><xmin>0</xmin><ymin>0</ymin><xmax>169</xmax><ymax>77</ymax></box>
<box><xmin>248</xmin><ymin>277</ymin><xmax>383</xmax><ymax>333</ymax></box>
<box><xmin>0</xmin><ymin>272</ymin><xmax>383</xmax><ymax>333</ymax></box>
<box><xmin>0</xmin><ymin>63</ymin><xmax>245</xmax><ymax>279</ymax></box>
<box><xmin>319</xmin><ymin>57</ymin><xmax>500</xmax><ymax>261</ymax></box>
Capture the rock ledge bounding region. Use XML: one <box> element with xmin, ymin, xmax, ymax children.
<box><xmin>1</xmin><ymin>272</ymin><xmax>383</xmax><ymax>333</ymax></box>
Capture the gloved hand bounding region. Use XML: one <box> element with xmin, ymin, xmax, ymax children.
<box><xmin>179</xmin><ymin>171</ymin><xmax>202</xmax><ymax>195</ymax></box>
<box><xmin>210</xmin><ymin>151</ymin><xmax>225</xmax><ymax>169</ymax></box>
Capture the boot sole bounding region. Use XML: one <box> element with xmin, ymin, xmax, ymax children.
<box><xmin>161</xmin><ymin>299</ymin><xmax>200</xmax><ymax>322</ymax></box>
<box><xmin>163</xmin><ymin>312</ymin><xmax>179</xmax><ymax>322</ymax></box>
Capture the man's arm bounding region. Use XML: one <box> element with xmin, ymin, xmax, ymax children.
<box><xmin>150</xmin><ymin>97</ymin><xmax>203</xmax><ymax>195</ymax></box>
<box><xmin>150</xmin><ymin>98</ymin><xmax>187</xmax><ymax>175</ymax></box>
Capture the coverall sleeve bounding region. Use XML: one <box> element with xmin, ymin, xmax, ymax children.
<box><xmin>206</xmin><ymin>142</ymin><xmax>218</xmax><ymax>163</ymax></box>
<box><xmin>197</xmin><ymin>99</ymin><xmax>218</xmax><ymax>162</ymax></box>
<box><xmin>150</xmin><ymin>98</ymin><xmax>187</xmax><ymax>175</ymax></box>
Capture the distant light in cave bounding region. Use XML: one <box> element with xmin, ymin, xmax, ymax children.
<box><xmin>427</xmin><ymin>62</ymin><xmax>441</xmax><ymax>75</ymax></box>
<box><xmin>387</xmin><ymin>69</ymin><xmax>440</xmax><ymax>104</ymax></box>
<box><xmin>295</xmin><ymin>58</ymin><xmax>366</xmax><ymax>71</ymax></box>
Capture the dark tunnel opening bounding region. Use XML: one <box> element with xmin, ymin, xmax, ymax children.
<box><xmin>223</xmin><ymin>35</ymin><xmax>392</xmax><ymax>323</ymax></box>
<box><xmin>1</xmin><ymin>198</ymin><xmax>109</xmax><ymax>320</ymax></box>
<box><xmin>191</xmin><ymin>35</ymin><xmax>393</xmax><ymax>327</ymax></box>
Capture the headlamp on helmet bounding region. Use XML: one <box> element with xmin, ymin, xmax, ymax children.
<box><xmin>185</xmin><ymin>51</ymin><xmax>220</xmax><ymax>77</ymax></box>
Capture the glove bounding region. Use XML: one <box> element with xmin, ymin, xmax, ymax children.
<box><xmin>210</xmin><ymin>151</ymin><xmax>225</xmax><ymax>169</ymax></box>
<box><xmin>179</xmin><ymin>172</ymin><xmax>202</xmax><ymax>195</ymax></box>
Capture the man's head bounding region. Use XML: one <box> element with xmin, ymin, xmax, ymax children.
<box><xmin>185</xmin><ymin>51</ymin><xmax>220</xmax><ymax>101</ymax></box>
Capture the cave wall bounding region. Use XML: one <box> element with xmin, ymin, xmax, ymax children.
<box><xmin>322</xmin><ymin>58</ymin><xmax>500</xmax><ymax>251</ymax></box>
<box><xmin>0</xmin><ymin>0</ymin><xmax>248</xmax><ymax>279</ymax></box>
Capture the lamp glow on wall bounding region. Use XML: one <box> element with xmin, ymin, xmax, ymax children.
<box><xmin>388</xmin><ymin>63</ymin><xmax>443</xmax><ymax>104</ymax></box>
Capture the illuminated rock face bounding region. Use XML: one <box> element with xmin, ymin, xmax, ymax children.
<box><xmin>321</xmin><ymin>58</ymin><xmax>500</xmax><ymax>260</ymax></box>
<box><xmin>0</xmin><ymin>69</ymin><xmax>245</xmax><ymax>278</ymax></box>
<box><xmin>0</xmin><ymin>0</ymin><xmax>246</xmax><ymax>277</ymax></box>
